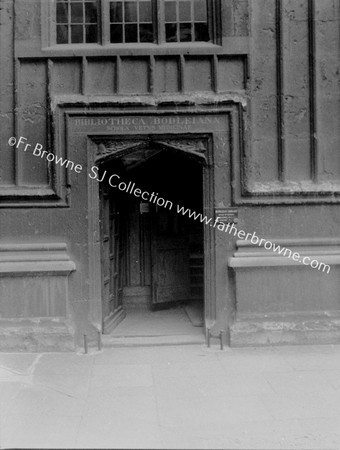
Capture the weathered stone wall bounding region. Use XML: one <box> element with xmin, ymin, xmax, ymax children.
<box><xmin>0</xmin><ymin>0</ymin><xmax>340</xmax><ymax>349</ymax></box>
<box><xmin>249</xmin><ymin>0</ymin><xmax>340</xmax><ymax>188</ymax></box>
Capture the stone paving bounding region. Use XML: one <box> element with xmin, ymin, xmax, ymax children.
<box><xmin>1</xmin><ymin>344</ymin><xmax>340</xmax><ymax>449</ymax></box>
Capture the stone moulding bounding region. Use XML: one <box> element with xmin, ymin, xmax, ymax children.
<box><xmin>0</xmin><ymin>243</ymin><xmax>76</xmax><ymax>275</ymax></box>
<box><xmin>228</xmin><ymin>238</ymin><xmax>340</xmax><ymax>268</ymax></box>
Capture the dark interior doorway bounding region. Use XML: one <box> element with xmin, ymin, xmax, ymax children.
<box><xmin>99</xmin><ymin>146</ymin><xmax>204</xmax><ymax>335</ymax></box>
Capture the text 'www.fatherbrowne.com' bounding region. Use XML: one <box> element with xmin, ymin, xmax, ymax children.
<box><xmin>175</xmin><ymin>205</ymin><xmax>330</xmax><ymax>274</ymax></box>
<box><xmin>8</xmin><ymin>136</ymin><xmax>331</xmax><ymax>274</ymax></box>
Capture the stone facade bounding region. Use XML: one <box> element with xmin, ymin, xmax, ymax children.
<box><xmin>0</xmin><ymin>0</ymin><xmax>339</xmax><ymax>350</ymax></box>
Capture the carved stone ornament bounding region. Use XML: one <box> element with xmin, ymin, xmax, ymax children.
<box><xmin>96</xmin><ymin>140</ymin><xmax>148</xmax><ymax>162</ymax></box>
<box><xmin>95</xmin><ymin>138</ymin><xmax>208</xmax><ymax>163</ymax></box>
<box><xmin>154</xmin><ymin>139</ymin><xmax>207</xmax><ymax>155</ymax></box>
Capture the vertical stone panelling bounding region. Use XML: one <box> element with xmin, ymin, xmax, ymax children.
<box><xmin>87</xmin><ymin>58</ymin><xmax>116</xmax><ymax>95</ymax></box>
<box><xmin>218</xmin><ymin>57</ymin><xmax>245</xmax><ymax>91</ymax></box>
<box><xmin>249</xmin><ymin>0</ymin><xmax>339</xmax><ymax>189</ymax></box>
<box><xmin>19</xmin><ymin>60</ymin><xmax>48</xmax><ymax>185</ymax></box>
<box><xmin>221</xmin><ymin>0</ymin><xmax>233</xmax><ymax>37</ymax></box>
<box><xmin>250</xmin><ymin>0</ymin><xmax>279</xmax><ymax>184</ymax></box>
<box><xmin>234</xmin><ymin>267</ymin><xmax>340</xmax><ymax>315</ymax></box>
<box><xmin>315</xmin><ymin>0</ymin><xmax>340</xmax><ymax>181</ymax></box>
<box><xmin>0</xmin><ymin>0</ymin><xmax>15</xmax><ymax>185</ymax></box>
<box><xmin>0</xmin><ymin>276</ymin><xmax>67</xmax><ymax>318</ymax></box>
<box><xmin>51</xmin><ymin>59</ymin><xmax>82</xmax><ymax>94</ymax></box>
<box><xmin>232</xmin><ymin>0</ymin><xmax>249</xmax><ymax>36</ymax></box>
<box><xmin>154</xmin><ymin>57</ymin><xmax>180</xmax><ymax>93</ymax></box>
<box><xmin>282</xmin><ymin>0</ymin><xmax>311</xmax><ymax>181</ymax></box>
<box><xmin>14</xmin><ymin>0</ymin><xmax>40</xmax><ymax>44</ymax></box>
<box><xmin>47</xmin><ymin>277</ymin><xmax>68</xmax><ymax>316</ymax></box>
<box><xmin>184</xmin><ymin>57</ymin><xmax>213</xmax><ymax>92</ymax></box>
<box><xmin>119</xmin><ymin>57</ymin><xmax>149</xmax><ymax>94</ymax></box>
<box><xmin>221</xmin><ymin>0</ymin><xmax>249</xmax><ymax>37</ymax></box>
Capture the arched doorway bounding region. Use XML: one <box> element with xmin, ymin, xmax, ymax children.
<box><xmin>94</xmin><ymin>137</ymin><xmax>211</xmax><ymax>337</ymax></box>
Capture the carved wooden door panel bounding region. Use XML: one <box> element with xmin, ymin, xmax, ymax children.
<box><xmin>100</xmin><ymin>180</ymin><xmax>124</xmax><ymax>330</ymax></box>
<box><xmin>151</xmin><ymin>206</ymin><xmax>190</xmax><ymax>305</ymax></box>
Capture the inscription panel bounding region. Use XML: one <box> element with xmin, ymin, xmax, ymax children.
<box><xmin>215</xmin><ymin>207</ymin><xmax>238</xmax><ymax>224</ymax></box>
<box><xmin>70</xmin><ymin>115</ymin><xmax>225</xmax><ymax>134</ymax></box>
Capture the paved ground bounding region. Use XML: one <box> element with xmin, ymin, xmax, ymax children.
<box><xmin>1</xmin><ymin>343</ymin><xmax>340</xmax><ymax>449</ymax></box>
<box><xmin>104</xmin><ymin>307</ymin><xmax>205</xmax><ymax>347</ymax></box>
<box><xmin>110</xmin><ymin>307</ymin><xmax>204</xmax><ymax>336</ymax></box>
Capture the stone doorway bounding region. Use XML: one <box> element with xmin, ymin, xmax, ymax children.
<box><xmin>95</xmin><ymin>137</ymin><xmax>212</xmax><ymax>339</ymax></box>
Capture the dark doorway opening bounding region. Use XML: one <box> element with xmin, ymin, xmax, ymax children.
<box><xmin>99</xmin><ymin>146</ymin><xmax>205</xmax><ymax>337</ymax></box>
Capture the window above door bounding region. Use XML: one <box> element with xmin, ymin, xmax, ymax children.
<box><xmin>54</xmin><ymin>0</ymin><xmax>221</xmax><ymax>46</ymax></box>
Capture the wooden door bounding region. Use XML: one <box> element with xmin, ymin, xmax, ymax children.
<box><xmin>151</xmin><ymin>206</ymin><xmax>190</xmax><ymax>305</ymax></box>
<box><xmin>100</xmin><ymin>182</ymin><xmax>124</xmax><ymax>330</ymax></box>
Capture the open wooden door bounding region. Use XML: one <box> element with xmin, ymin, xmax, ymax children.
<box><xmin>151</xmin><ymin>206</ymin><xmax>191</xmax><ymax>306</ymax></box>
<box><xmin>100</xmin><ymin>179</ymin><xmax>124</xmax><ymax>332</ymax></box>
